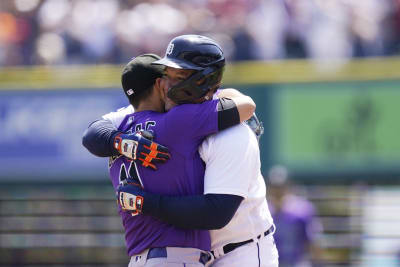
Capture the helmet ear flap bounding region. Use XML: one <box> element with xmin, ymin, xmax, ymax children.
<box><xmin>205</xmin><ymin>66</ymin><xmax>224</xmax><ymax>88</ymax></box>
<box><xmin>167</xmin><ymin>66</ymin><xmax>224</xmax><ymax>104</ymax></box>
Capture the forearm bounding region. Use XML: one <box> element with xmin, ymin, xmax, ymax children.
<box><xmin>143</xmin><ymin>193</ymin><xmax>243</xmax><ymax>230</ymax></box>
<box><xmin>82</xmin><ymin>119</ymin><xmax>120</xmax><ymax>157</ymax></box>
<box><xmin>218</xmin><ymin>88</ymin><xmax>255</xmax><ymax>122</ymax></box>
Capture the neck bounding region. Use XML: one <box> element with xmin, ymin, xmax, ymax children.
<box><xmin>135</xmin><ymin>102</ymin><xmax>163</xmax><ymax>112</ymax></box>
<box><xmin>135</xmin><ymin>93</ymin><xmax>164</xmax><ymax>113</ymax></box>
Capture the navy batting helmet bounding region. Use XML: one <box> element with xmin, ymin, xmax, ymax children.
<box><xmin>153</xmin><ymin>35</ymin><xmax>225</xmax><ymax>103</ymax></box>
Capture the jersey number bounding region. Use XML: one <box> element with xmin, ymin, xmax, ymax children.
<box><xmin>119</xmin><ymin>161</ymin><xmax>143</xmax><ymax>186</ymax></box>
<box><xmin>134</xmin><ymin>121</ymin><xmax>156</xmax><ymax>133</ymax></box>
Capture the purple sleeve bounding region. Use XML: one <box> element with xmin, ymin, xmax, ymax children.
<box><xmin>165</xmin><ymin>99</ymin><xmax>219</xmax><ymax>139</ymax></box>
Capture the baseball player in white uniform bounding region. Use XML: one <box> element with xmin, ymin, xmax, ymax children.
<box><xmin>199</xmin><ymin>119</ymin><xmax>279</xmax><ymax>267</ymax></box>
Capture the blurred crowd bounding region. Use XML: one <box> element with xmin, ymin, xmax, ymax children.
<box><xmin>1</xmin><ymin>0</ymin><xmax>400</xmax><ymax>66</ymax></box>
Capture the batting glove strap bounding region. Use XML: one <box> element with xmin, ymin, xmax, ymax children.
<box><xmin>117</xmin><ymin>182</ymin><xmax>144</xmax><ymax>216</ymax></box>
<box><xmin>114</xmin><ymin>133</ymin><xmax>139</xmax><ymax>160</ymax></box>
<box><xmin>118</xmin><ymin>191</ymin><xmax>143</xmax><ymax>213</ymax></box>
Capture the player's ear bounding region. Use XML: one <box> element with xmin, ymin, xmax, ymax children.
<box><xmin>154</xmin><ymin>77</ymin><xmax>162</xmax><ymax>91</ymax></box>
<box><xmin>155</xmin><ymin>77</ymin><xmax>167</xmax><ymax>98</ymax></box>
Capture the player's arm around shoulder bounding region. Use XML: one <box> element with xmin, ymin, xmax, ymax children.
<box><xmin>164</xmin><ymin>89</ymin><xmax>255</xmax><ymax>139</ymax></box>
<box><xmin>218</xmin><ymin>88</ymin><xmax>255</xmax><ymax>123</ymax></box>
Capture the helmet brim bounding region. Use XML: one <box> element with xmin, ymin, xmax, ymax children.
<box><xmin>152</xmin><ymin>57</ymin><xmax>203</xmax><ymax>70</ymax></box>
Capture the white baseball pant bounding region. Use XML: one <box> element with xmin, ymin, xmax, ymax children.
<box><xmin>209</xmin><ymin>234</ymin><xmax>279</xmax><ymax>267</ymax></box>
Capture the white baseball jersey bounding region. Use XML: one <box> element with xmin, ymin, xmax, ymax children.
<box><xmin>199</xmin><ymin>123</ymin><xmax>274</xmax><ymax>251</ymax></box>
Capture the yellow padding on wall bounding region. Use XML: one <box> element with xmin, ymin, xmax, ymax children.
<box><xmin>1</xmin><ymin>57</ymin><xmax>400</xmax><ymax>90</ymax></box>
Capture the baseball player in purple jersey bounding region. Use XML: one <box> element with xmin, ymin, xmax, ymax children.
<box><xmin>83</xmin><ymin>35</ymin><xmax>256</xmax><ymax>266</ymax></box>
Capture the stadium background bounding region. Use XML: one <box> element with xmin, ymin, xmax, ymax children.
<box><xmin>1</xmin><ymin>0</ymin><xmax>400</xmax><ymax>266</ymax></box>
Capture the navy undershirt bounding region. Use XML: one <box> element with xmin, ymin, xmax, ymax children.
<box><xmin>143</xmin><ymin>193</ymin><xmax>243</xmax><ymax>230</ymax></box>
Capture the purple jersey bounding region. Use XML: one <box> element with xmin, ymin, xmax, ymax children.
<box><xmin>107</xmin><ymin>100</ymin><xmax>219</xmax><ymax>255</ymax></box>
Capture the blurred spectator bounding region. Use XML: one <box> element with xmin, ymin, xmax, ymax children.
<box><xmin>0</xmin><ymin>0</ymin><xmax>399</xmax><ymax>67</ymax></box>
<box><xmin>0</xmin><ymin>0</ymin><xmax>40</xmax><ymax>65</ymax></box>
<box><xmin>382</xmin><ymin>0</ymin><xmax>400</xmax><ymax>55</ymax></box>
<box><xmin>268</xmin><ymin>165</ymin><xmax>324</xmax><ymax>267</ymax></box>
<box><xmin>348</xmin><ymin>0</ymin><xmax>392</xmax><ymax>57</ymax></box>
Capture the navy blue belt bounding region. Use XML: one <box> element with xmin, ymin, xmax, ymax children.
<box><xmin>147</xmin><ymin>247</ymin><xmax>167</xmax><ymax>259</ymax></box>
<box><xmin>215</xmin><ymin>225</ymin><xmax>275</xmax><ymax>255</ymax></box>
<box><xmin>147</xmin><ymin>247</ymin><xmax>212</xmax><ymax>265</ymax></box>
